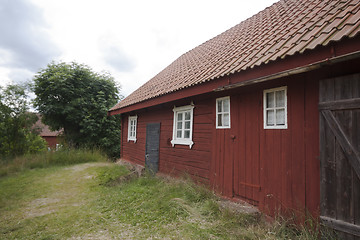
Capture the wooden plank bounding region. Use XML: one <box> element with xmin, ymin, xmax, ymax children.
<box><xmin>320</xmin><ymin>111</ymin><xmax>337</xmax><ymax>218</ymax></box>
<box><xmin>160</xmin><ymin>153</ymin><xmax>210</xmax><ymax>170</ymax></box>
<box><xmin>304</xmin><ymin>78</ymin><xmax>320</xmax><ymax>217</ymax></box>
<box><xmin>283</xmin><ymin>122</ymin><xmax>292</xmax><ymax>211</ymax></box>
<box><xmin>351</xmin><ymin>75</ymin><xmax>360</xmax><ymax>98</ymax></box>
<box><xmin>335</xmin><ymin>110</ymin><xmax>353</xmax><ymax>225</ymax></box>
<box><xmin>223</xmin><ymin>128</ymin><xmax>233</xmax><ymax>197</ymax></box>
<box><xmin>263</xmin><ymin>127</ymin><xmax>275</xmax><ymax>215</ymax></box>
<box><xmin>219</xmin><ymin>130</ymin><xmax>225</xmax><ymax>194</ymax></box>
<box><xmin>321</xmin><ymin>110</ymin><xmax>360</xmax><ymax>179</ymax></box>
<box><xmin>160</xmin><ymin>161</ymin><xmax>210</xmax><ymax>180</ymax></box>
<box><xmin>232</xmin><ymin>95</ymin><xmax>241</xmax><ymax>197</ymax></box>
<box><xmin>334</xmin><ymin>79</ymin><xmax>354</xmax><ymax>231</ymax></box>
<box><xmin>321</xmin><ymin>216</ymin><xmax>360</xmax><ymax>237</ymax></box>
<box><xmin>289</xmin><ymin>80</ymin><xmax>306</xmax><ymax>215</ymax></box>
<box><xmin>318</xmin><ymin>98</ymin><xmax>360</xmax><ymax>110</ymax></box>
<box><xmin>352</xmin><ymin>109</ymin><xmax>360</xmax><ymax>232</ymax></box>
<box><xmin>238</xmin><ymin>94</ymin><xmax>247</xmax><ymax>197</ymax></box>
<box><xmin>245</xmin><ymin>93</ymin><xmax>254</xmax><ymax>202</ymax></box>
<box><xmin>209</xmin><ymin>108</ymin><xmax>218</xmax><ymax>190</ymax></box>
<box><xmin>319</xmin><ymin>77</ymin><xmax>334</xmax><ymax>102</ymax></box>
<box><xmin>252</xmin><ymin>92</ymin><xmax>261</xmax><ymax>204</ymax></box>
<box><xmin>258</xmin><ymin>94</ymin><xmax>266</xmax><ymax>213</ymax></box>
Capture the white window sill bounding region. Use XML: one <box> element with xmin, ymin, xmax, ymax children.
<box><xmin>171</xmin><ymin>139</ymin><xmax>194</xmax><ymax>149</ymax></box>
<box><xmin>264</xmin><ymin>125</ymin><xmax>287</xmax><ymax>130</ymax></box>
<box><xmin>127</xmin><ymin>138</ymin><xmax>137</xmax><ymax>143</ymax></box>
<box><xmin>216</xmin><ymin>126</ymin><xmax>231</xmax><ymax>129</ymax></box>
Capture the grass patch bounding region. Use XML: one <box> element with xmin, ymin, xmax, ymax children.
<box><xmin>0</xmin><ymin>162</ymin><xmax>335</xmax><ymax>239</ymax></box>
<box><xmin>0</xmin><ymin>148</ymin><xmax>107</xmax><ymax>177</ymax></box>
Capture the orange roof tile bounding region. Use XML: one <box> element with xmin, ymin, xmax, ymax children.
<box><xmin>33</xmin><ymin>114</ymin><xmax>63</xmax><ymax>137</ymax></box>
<box><xmin>110</xmin><ymin>0</ymin><xmax>360</xmax><ymax>112</ymax></box>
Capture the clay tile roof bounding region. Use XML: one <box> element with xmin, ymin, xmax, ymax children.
<box><xmin>33</xmin><ymin>114</ymin><xmax>63</xmax><ymax>137</ymax></box>
<box><xmin>110</xmin><ymin>0</ymin><xmax>360</xmax><ymax>112</ymax></box>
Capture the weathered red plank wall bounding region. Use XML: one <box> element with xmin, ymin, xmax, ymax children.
<box><xmin>42</xmin><ymin>136</ymin><xmax>59</xmax><ymax>148</ymax></box>
<box><xmin>120</xmin><ymin>75</ymin><xmax>320</xmax><ymax>217</ymax></box>
<box><xmin>119</xmin><ymin>54</ymin><xmax>360</xmax><ymax>220</ymax></box>
<box><xmin>121</xmin><ymin>97</ymin><xmax>214</xmax><ymax>182</ymax></box>
<box><xmin>211</xmin><ymin>75</ymin><xmax>320</xmax><ymax>218</ymax></box>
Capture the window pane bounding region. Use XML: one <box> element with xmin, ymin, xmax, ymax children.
<box><xmin>276</xmin><ymin>90</ymin><xmax>285</xmax><ymax>107</ymax></box>
<box><xmin>184</xmin><ymin>130</ymin><xmax>190</xmax><ymax>139</ymax></box>
<box><xmin>177</xmin><ymin>112</ymin><xmax>182</xmax><ymax>121</ymax></box>
<box><xmin>223</xmin><ymin>113</ymin><xmax>230</xmax><ymax>126</ymax></box>
<box><xmin>185</xmin><ymin>111</ymin><xmax>191</xmax><ymax>120</ymax></box>
<box><xmin>217</xmin><ymin>100</ymin><xmax>222</xmax><ymax>112</ymax></box>
<box><xmin>177</xmin><ymin>121</ymin><xmax>182</xmax><ymax>130</ymax></box>
<box><xmin>267</xmin><ymin>110</ymin><xmax>274</xmax><ymax>125</ymax></box>
<box><xmin>266</xmin><ymin>92</ymin><xmax>274</xmax><ymax>108</ymax></box>
<box><xmin>177</xmin><ymin>130</ymin><xmax>182</xmax><ymax>138</ymax></box>
<box><xmin>276</xmin><ymin>109</ymin><xmax>285</xmax><ymax>125</ymax></box>
<box><xmin>218</xmin><ymin>114</ymin><xmax>222</xmax><ymax>126</ymax></box>
<box><xmin>223</xmin><ymin>99</ymin><xmax>229</xmax><ymax>112</ymax></box>
<box><xmin>185</xmin><ymin>121</ymin><xmax>190</xmax><ymax>129</ymax></box>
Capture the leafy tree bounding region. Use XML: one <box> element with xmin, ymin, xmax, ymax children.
<box><xmin>33</xmin><ymin>61</ymin><xmax>122</xmax><ymax>159</ymax></box>
<box><xmin>0</xmin><ymin>84</ymin><xmax>47</xmax><ymax>159</ymax></box>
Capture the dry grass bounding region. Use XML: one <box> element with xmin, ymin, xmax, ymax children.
<box><xmin>0</xmin><ymin>161</ymin><xmax>335</xmax><ymax>239</ymax></box>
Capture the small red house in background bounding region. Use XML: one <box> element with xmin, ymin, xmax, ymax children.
<box><xmin>109</xmin><ymin>0</ymin><xmax>360</xmax><ymax>237</ymax></box>
<box><xmin>33</xmin><ymin>114</ymin><xmax>63</xmax><ymax>149</ymax></box>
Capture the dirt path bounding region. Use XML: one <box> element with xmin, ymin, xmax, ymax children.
<box><xmin>0</xmin><ymin>162</ymin><xmax>123</xmax><ymax>239</ymax></box>
<box><xmin>23</xmin><ymin>162</ymin><xmax>111</xmax><ymax>220</ymax></box>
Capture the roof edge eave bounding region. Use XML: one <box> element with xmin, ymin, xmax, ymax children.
<box><xmin>108</xmin><ymin>38</ymin><xmax>360</xmax><ymax>116</ymax></box>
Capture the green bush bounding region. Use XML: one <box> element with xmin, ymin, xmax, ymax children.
<box><xmin>0</xmin><ymin>85</ymin><xmax>48</xmax><ymax>158</ymax></box>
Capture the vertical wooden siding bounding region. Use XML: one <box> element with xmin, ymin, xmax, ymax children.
<box><xmin>211</xmin><ymin>77</ymin><xmax>320</xmax><ymax>218</ymax></box>
<box><xmin>121</xmin><ymin>77</ymin><xmax>320</xmax><ymax>218</ymax></box>
<box><xmin>42</xmin><ymin>136</ymin><xmax>59</xmax><ymax>148</ymax></box>
<box><xmin>121</xmin><ymin>98</ymin><xmax>214</xmax><ymax>182</ymax></box>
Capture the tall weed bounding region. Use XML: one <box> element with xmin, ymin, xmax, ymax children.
<box><xmin>0</xmin><ymin>148</ymin><xmax>107</xmax><ymax>177</ymax></box>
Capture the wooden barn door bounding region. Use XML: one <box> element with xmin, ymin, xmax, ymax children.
<box><xmin>145</xmin><ymin>123</ymin><xmax>161</xmax><ymax>174</ymax></box>
<box><xmin>319</xmin><ymin>74</ymin><xmax>360</xmax><ymax>239</ymax></box>
<box><xmin>232</xmin><ymin>93</ymin><xmax>261</xmax><ymax>206</ymax></box>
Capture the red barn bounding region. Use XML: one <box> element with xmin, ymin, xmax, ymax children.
<box><xmin>109</xmin><ymin>0</ymin><xmax>360</xmax><ymax>237</ymax></box>
<box><xmin>33</xmin><ymin>114</ymin><xmax>63</xmax><ymax>149</ymax></box>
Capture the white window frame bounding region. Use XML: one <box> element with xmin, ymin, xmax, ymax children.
<box><xmin>127</xmin><ymin>115</ymin><xmax>138</xmax><ymax>142</ymax></box>
<box><xmin>263</xmin><ymin>86</ymin><xmax>288</xmax><ymax>129</ymax></box>
<box><xmin>171</xmin><ymin>104</ymin><xmax>194</xmax><ymax>149</ymax></box>
<box><xmin>216</xmin><ymin>96</ymin><xmax>231</xmax><ymax>129</ymax></box>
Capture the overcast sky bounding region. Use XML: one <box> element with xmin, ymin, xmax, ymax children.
<box><xmin>0</xmin><ymin>0</ymin><xmax>278</xmax><ymax>97</ymax></box>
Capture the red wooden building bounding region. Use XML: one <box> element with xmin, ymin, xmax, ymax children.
<box><xmin>109</xmin><ymin>0</ymin><xmax>360</xmax><ymax>237</ymax></box>
<box><xmin>33</xmin><ymin>114</ymin><xmax>63</xmax><ymax>149</ymax></box>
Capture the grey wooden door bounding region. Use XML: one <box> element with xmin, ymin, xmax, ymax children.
<box><xmin>319</xmin><ymin>73</ymin><xmax>360</xmax><ymax>239</ymax></box>
<box><xmin>145</xmin><ymin>123</ymin><xmax>160</xmax><ymax>174</ymax></box>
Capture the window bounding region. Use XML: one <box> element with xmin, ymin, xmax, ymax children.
<box><xmin>127</xmin><ymin>116</ymin><xmax>137</xmax><ymax>142</ymax></box>
<box><xmin>263</xmin><ymin>86</ymin><xmax>287</xmax><ymax>129</ymax></box>
<box><xmin>216</xmin><ymin>96</ymin><xmax>230</xmax><ymax>129</ymax></box>
<box><xmin>171</xmin><ymin>104</ymin><xmax>194</xmax><ymax>148</ymax></box>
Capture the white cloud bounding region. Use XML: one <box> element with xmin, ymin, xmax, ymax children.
<box><xmin>1</xmin><ymin>0</ymin><xmax>278</xmax><ymax>94</ymax></box>
<box><xmin>0</xmin><ymin>0</ymin><xmax>60</xmax><ymax>86</ymax></box>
